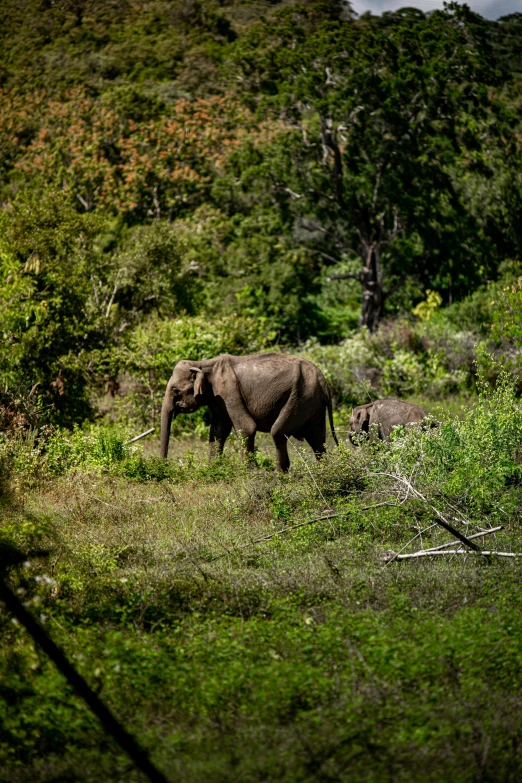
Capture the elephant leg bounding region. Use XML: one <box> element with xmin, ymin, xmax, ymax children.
<box><xmin>209</xmin><ymin>416</ymin><xmax>232</xmax><ymax>459</ymax></box>
<box><xmin>303</xmin><ymin>418</ymin><xmax>327</xmax><ymax>460</ymax></box>
<box><xmin>212</xmin><ymin>397</ymin><xmax>257</xmax><ymax>460</ymax></box>
<box><xmin>272</xmin><ymin>432</ymin><xmax>290</xmax><ymax>473</ymax></box>
<box><xmin>236</xmin><ymin>422</ymin><xmax>257</xmax><ymax>458</ymax></box>
<box><xmin>271</xmin><ymin>399</ymin><xmax>318</xmax><ymax>473</ymax></box>
<box><xmin>223</xmin><ymin>410</ymin><xmax>257</xmax><ymax>460</ymax></box>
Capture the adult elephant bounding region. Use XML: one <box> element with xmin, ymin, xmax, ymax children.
<box><xmin>349</xmin><ymin>399</ymin><xmax>428</xmax><ymax>441</ymax></box>
<box><xmin>160</xmin><ymin>353</ymin><xmax>338</xmax><ymax>472</ymax></box>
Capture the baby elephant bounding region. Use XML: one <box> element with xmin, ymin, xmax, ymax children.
<box><xmin>349</xmin><ymin>399</ymin><xmax>428</xmax><ymax>441</ymax></box>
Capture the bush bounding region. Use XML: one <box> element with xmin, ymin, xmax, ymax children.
<box><xmin>299</xmin><ymin>321</ymin><xmax>471</xmax><ymax>406</ymax></box>
<box><xmin>379</xmin><ymin>369</ymin><xmax>522</xmax><ymax>517</ymax></box>
<box><xmin>101</xmin><ymin>313</ymin><xmax>276</xmax><ymax>428</ymax></box>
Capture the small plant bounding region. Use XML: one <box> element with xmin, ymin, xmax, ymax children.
<box><xmin>310</xmin><ymin>442</ymin><xmax>367</xmax><ymax>500</ymax></box>
<box><xmin>412</xmin><ymin>289</ymin><xmax>443</xmax><ymax>321</ymax></box>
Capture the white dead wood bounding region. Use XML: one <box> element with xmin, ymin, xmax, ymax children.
<box><xmin>390</xmin><ymin>550</ymin><xmax>522</xmax><ymax>561</ymax></box>
<box><xmin>125</xmin><ymin>428</ymin><xmax>155</xmax><ymax>445</ymax></box>
<box><xmin>422</xmin><ymin>526</ymin><xmax>503</xmax><ymax>553</ymax></box>
<box><xmin>372</xmin><ymin>472</ymin><xmax>482</xmax><ymax>553</ymax></box>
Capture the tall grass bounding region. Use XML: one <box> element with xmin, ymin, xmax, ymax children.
<box><xmin>1</xmin><ymin>377</ymin><xmax>522</xmax><ymax>781</ymax></box>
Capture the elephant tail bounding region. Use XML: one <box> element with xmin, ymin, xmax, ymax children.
<box><xmin>327</xmin><ymin>395</ymin><xmax>339</xmax><ymax>446</ymax></box>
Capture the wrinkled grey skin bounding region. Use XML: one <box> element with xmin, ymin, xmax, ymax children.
<box><xmin>349</xmin><ymin>399</ymin><xmax>428</xmax><ymax>441</ymax></box>
<box><xmin>160</xmin><ymin>353</ymin><xmax>338</xmax><ymax>472</ymax></box>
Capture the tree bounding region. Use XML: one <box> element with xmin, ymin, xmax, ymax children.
<box><xmin>231</xmin><ymin>3</ymin><xmax>511</xmax><ymax>330</ymax></box>
<box><xmin>1</xmin><ymin>90</ymin><xmax>256</xmax><ymax>220</ymax></box>
<box><xmin>0</xmin><ymin>191</ymin><xmax>104</xmax><ymax>422</ymax></box>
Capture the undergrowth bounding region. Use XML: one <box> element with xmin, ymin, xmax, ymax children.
<box><xmin>1</xmin><ymin>375</ymin><xmax>522</xmax><ymax>782</ymax></box>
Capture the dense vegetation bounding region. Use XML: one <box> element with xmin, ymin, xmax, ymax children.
<box><xmin>1</xmin><ymin>1</ymin><xmax>522</xmax><ymax>423</ymax></box>
<box><xmin>2</xmin><ymin>2</ymin><xmax>522</xmax><ymax>781</ymax></box>
<box><xmin>3</xmin><ymin>374</ymin><xmax>522</xmax><ymax>781</ymax></box>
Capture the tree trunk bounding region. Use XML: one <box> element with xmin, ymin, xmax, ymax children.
<box><xmin>159</xmin><ymin>401</ymin><xmax>174</xmax><ymax>458</ymax></box>
<box><xmin>359</xmin><ymin>243</ymin><xmax>383</xmax><ymax>332</ymax></box>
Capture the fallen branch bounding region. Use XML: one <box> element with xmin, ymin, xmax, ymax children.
<box><xmin>389</xmin><ymin>550</ymin><xmax>522</xmax><ymax>561</ymax></box>
<box><xmin>372</xmin><ymin>473</ymin><xmax>482</xmax><ymax>553</ymax></box>
<box><xmin>422</xmin><ymin>526</ymin><xmax>503</xmax><ymax>553</ymax></box>
<box><xmin>125</xmin><ymin>428</ymin><xmax>155</xmax><ymax>445</ymax></box>
<box><xmin>383</xmin><ymin>523</ymin><xmax>439</xmax><ymax>566</ymax></box>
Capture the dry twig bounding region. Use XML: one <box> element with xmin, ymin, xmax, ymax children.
<box><xmin>125</xmin><ymin>428</ymin><xmax>155</xmax><ymax>445</ymax></box>
<box><xmin>422</xmin><ymin>526</ymin><xmax>503</xmax><ymax>553</ymax></box>
<box><xmin>388</xmin><ymin>550</ymin><xmax>522</xmax><ymax>561</ymax></box>
<box><xmin>372</xmin><ymin>472</ymin><xmax>482</xmax><ymax>555</ymax></box>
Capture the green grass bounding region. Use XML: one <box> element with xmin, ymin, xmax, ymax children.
<box><xmin>2</xmin><ymin>379</ymin><xmax>522</xmax><ymax>782</ymax></box>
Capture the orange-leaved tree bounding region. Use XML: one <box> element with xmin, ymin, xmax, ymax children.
<box><xmin>0</xmin><ymin>89</ymin><xmax>263</xmax><ymax>219</ymax></box>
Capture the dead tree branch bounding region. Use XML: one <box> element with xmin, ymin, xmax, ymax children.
<box><xmin>372</xmin><ymin>472</ymin><xmax>482</xmax><ymax>554</ymax></box>
<box><xmin>388</xmin><ymin>550</ymin><xmax>522</xmax><ymax>561</ymax></box>
<box><xmin>422</xmin><ymin>526</ymin><xmax>503</xmax><ymax>553</ymax></box>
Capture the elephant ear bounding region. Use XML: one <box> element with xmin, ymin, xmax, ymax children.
<box><xmin>208</xmin><ymin>356</ymin><xmax>241</xmax><ymax>404</ymax></box>
<box><xmin>358</xmin><ymin>406</ymin><xmax>371</xmax><ymax>433</ymax></box>
<box><xmin>190</xmin><ymin>367</ymin><xmax>211</xmax><ymax>398</ymax></box>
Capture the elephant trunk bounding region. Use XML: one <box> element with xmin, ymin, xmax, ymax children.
<box><xmin>160</xmin><ymin>399</ymin><xmax>175</xmax><ymax>458</ymax></box>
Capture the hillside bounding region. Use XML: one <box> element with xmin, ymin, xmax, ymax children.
<box><xmin>1</xmin><ymin>2</ymin><xmax>521</xmax><ymax>424</ymax></box>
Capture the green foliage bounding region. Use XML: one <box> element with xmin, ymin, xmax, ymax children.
<box><xmin>300</xmin><ymin>321</ymin><xmax>471</xmax><ymax>406</ymax></box>
<box><xmin>377</xmin><ymin>369</ymin><xmax>522</xmax><ymax>517</ymax></box>
<box><xmin>490</xmin><ymin>275</ymin><xmax>522</xmax><ymax>345</ymax></box>
<box><xmin>0</xmin><ymin>191</ymin><xmax>104</xmax><ymax>423</ymax></box>
<box><xmin>308</xmin><ymin>441</ymin><xmax>367</xmax><ymax>499</ymax></box>
<box><xmin>230</xmin><ymin>2</ymin><xmax>514</xmax><ymax>330</ymax></box>
<box><xmin>42</xmin><ymin>426</ymin><xmax>128</xmax><ymax>476</ymax></box>
<box><xmin>2</xmin><ymin>376</ymin><xmax>522</xmax><ymax>781</ymax></box>
<box><xmin>0</xmin><ymin>0</ymin><xmax>241</xmax><ymax>97</ymax></box>
<box><xmin>3</xmin><ymin>592</ymin><xmax>522</xmax><ymax>781</ymax></box>
<box><xmin>208</xmin><ymin>209</ymin><xmax>328</xmax><ymax>339</ymax></box>
<box><xmin>436</xmin><ymin>372</ymin><xmax>522</xmax><ymax>507</ymax></box>
<box><xmin>105</xmin><ymin>220</ymin><xmax>203</xmax><ymax>319</ymax></box>
<box><xmin>0</xmin><ymin>1</ymin><xmax>520</xmax><ymax>353</ymax></box>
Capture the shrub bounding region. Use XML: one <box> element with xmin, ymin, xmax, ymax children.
<box><xmin>102</xmin><ymin>313</ymin><xmax>276</xmax><ymax>427</ymax></box>
<box><xmin>43</xmin><ymin>426</ymin><xmax>130</xmax><ymax>475</ymax></box>
<box><xmin>299</xmin><ymin>330</ymin><xmax>379</xmax><ymax>405</ymax></box>
<box><xmin>380</xmin><ymin>369</ymin><xmax>522</xmax><ymax>516</ymax></box>
<box><xmin>309</xmin><ymin>442</ymin><xmax>367</xmax><ymax>500</ymax></box>
<box><xmin>381</xmin><ymin>347</ymin><xmax>425</xmax><ymax>396</ymax></box>
<box><xmin>300</xmin><ymin>321</ymin><xmax>471</xmax><ymax>406</ymax></box>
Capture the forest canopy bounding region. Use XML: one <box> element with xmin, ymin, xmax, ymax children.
<box><xmin>1</xmin><ymin>1</ymin><xmax>521</xmax><ymax>423</ymax></box>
